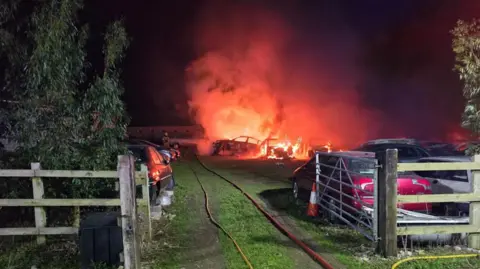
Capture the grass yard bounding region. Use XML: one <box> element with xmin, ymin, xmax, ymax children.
<box><xmin>149</xmin><ymin>162</ymin><xmax>298</xmax><ymax>268</ymax></box>
<box><xmin>201</xmin><ymin>157</ymin><xmax>480</xmax><ymax>269</ymax></box>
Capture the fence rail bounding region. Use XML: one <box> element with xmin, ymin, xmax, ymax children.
<box><xmin>0</xmin><ymin>156</ymin><xmax>151</xmax><ymax>269</ymax></box>
<box><xmin>376</xmin><ymin>150</ymin><xmax>480</xmax><ymax>257</ymax></box>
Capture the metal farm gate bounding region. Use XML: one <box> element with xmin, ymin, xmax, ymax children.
<box><xmin>314</xmin><ymin>151</ymin><xmax>379</xmax><ymax>241</ymax></box>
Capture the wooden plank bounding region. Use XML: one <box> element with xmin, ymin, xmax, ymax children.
<box><xmin>398</xmin><ymin>224</ymin><xmax>479</xmax><ymax>236</ymax></box>
<box><xmin>0</xmin><ymin>198</ymin><xmax>147</xmax><ymax>207</ymax></box>
<box><xmin>0</xmin><ymin>170</ymin><xmax>146</xmax><ymax>179</ymax></box>
<box><xmin>118</xmin><ymin>155</ymin><xmax>141</xmax><ymax>269</ymax></box>
<box><xmin>135</xmin><ymin>172</ymin><xmax>148</xmax><ymax>185</ymax></box>
<box><xmin>397</xmin><ymin>193</ymin><xmax>480</xmax><ymax>203</ymax></box>
<box><xmin>31</xmin><ymin>163</ymin><xmax>46</xmax><ymax>245</ymax></box>
<box><xmin>141</xmin><ymin>164</ymin><xmax>152</xmax><ymax>241</ymax></box>
<box><xmin>35</xmin><ymin>170</ymin><xmax>117</xmax><ymax>178</ymax></box>
<box><xmin>0</xmin><ymin>227</ymin><xmax>78</xmax><ymax>236</ymax></box>
<box><xmin>469</xmin><ymin>155</ymin><xmax>480</xmax><ymax>248</ymax></box>
<box><xmin>0</xmin><ymin>199</ymin><xmax>122</xmax><ymax>206</ymax></box>
<box><xmin>376</xmin><ymin>149</ymin><xmax>398</xmax><ymax>257</ymax></box>
<box><xmin>398</xmin><ymin>162</ymin><xmax>480</xmax><ymax>172</ymax></box>
<box><xmin>0</xmin><ymin>169</ymin><xmax>33</xmax><ymax>177</ymax></box>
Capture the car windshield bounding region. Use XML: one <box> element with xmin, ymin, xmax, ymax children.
<box><xmin>426</xmin><ymin>144</ymin><xmax>459</xmax><ymax>156</ymax></box>
<box><xmin>349</xmin><ymin>159</ymin><xmax>376</xmax><ymax>175</ymax></box>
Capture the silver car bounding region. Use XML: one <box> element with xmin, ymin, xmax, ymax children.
<box><xmin>414</xmin><ymin>156</ymin><xmax>472</xmax><ymax>216</ymax></box>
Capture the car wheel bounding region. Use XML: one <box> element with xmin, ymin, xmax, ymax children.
<box><xmin>166</xmin><ymin>176</ymin><xmax>175</xmax><ymax>191</ymax></box>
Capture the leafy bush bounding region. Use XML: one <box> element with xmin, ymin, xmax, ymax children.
<box><xmin>0</xmin><ymin>0</ymin><xmax>129</xmax><ymax>198</ymax></box>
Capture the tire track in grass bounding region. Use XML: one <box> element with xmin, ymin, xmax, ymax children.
<box><xmin>192</xmin><ymin>163</ymin><xmax>296</xmax><ymax>269</ymax></box>
<box><xmin>147</xmin><ymin>162</ymin><xmax>225</xmax><ymax>269</ymax></box>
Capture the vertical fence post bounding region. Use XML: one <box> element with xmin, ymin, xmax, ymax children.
<box><xmin>31</xmin><ymin>162</ymin><xmax>46</xmax><ymax>245</ymax></box>
<box><xmin>118</xmin><ymin>155</ymin><xmax>141</xmax><ymax>269</ymax></box>
<box><xmin>469</xmin><ymin>155</ymin><xmax>480</xmax><ymax>248</ymax></box>
<box><xmin>141</xmin><ymin>164</ymin><xmax>152</xmax><ymax>241</ymax></box>
<box><xmin>72</xmin><ymin>206</ymin><xmax>80</xmax><ymax>230</ymax></box>
<box><xmin>376</xmin><ymin>149</ymin><xmax>398</xmax><ymax>257</ymax></box>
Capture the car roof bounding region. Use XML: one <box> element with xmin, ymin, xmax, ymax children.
<box><xmin>418</xmin><ymin>156</ymin><xmax>471</xmax><ymax>162</ymax></box>
<box><xmin>316</xmin><ymin>150</ymin><xmax>375</xmax><ymax>158</ymax></box>
<box><xmin>127</xmin><ymin>144</ymin><xmax>150</xmax><ymax>150</ymax></box>
<box><xmin>360</xmin><ymin>143</ymin><xmax>424</xmax><ymax>149</ymax></box>
<box><xmin>363</xmin><ymin>138</ymin><xmax>418</xmax><ymax>145</ymax></box>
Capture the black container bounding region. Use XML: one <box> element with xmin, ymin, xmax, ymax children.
<box><xmin>79</xmin><ymin>211</ymin><xmax>123</xmax><ymax>269</ymax></box>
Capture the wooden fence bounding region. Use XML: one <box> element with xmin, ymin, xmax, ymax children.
<box><xmin>0</xmin><ymin>155</ymin><xmax>151</xmax><ymax>269</ymax></box>
<box><xmin>376</xmin><ymin>149</ymin><xmax>480</xmax><ymax>257</ymax></box>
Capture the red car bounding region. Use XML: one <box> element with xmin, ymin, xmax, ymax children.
<box><xmin>291</xmin><ymin>151</ymin><xmax>432</xmax><ymax>219</ymax></box>
<box><xmin>127</xmin><ymin>144</ymin><xmax>174</xmax><ymax>203</ymax></box>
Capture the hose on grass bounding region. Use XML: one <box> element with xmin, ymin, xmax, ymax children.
<box><xmin>188</xmin><ymin>163</ymin><xmax>254</xmax><ymax>269</ymax></box>
<box><xmin>193</xmin><ymin>154</ymin><xmax>335</xmax><ymax>269</ymax></box>
<box><xmin>391</xmin><ymin>253</ymin><xmax>480</xmax><ymax>269</ymax></box>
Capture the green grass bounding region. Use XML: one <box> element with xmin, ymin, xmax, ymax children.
<box><xmin>203</xmin><ymin>160</ymin><xmax>480</xmax><ymax>269</ymax></box>
<box><xmin>148</xmin><ymin>162</ymin><xmax>295</xmax><ymax>269</ymax></box>
<box><xmin>144</xmin><ymin>162</ymin><xmax>199</xmax><ymax>269</ymax></box>
<box><xmin>192</xmin><ymin>163</ymin><xmax>296</xmax><ymax>269</ymax></box>
<box><xmin>0</xmin><ymin>238</ymin><xmax>115</xmax><ymax>269</ymax></box>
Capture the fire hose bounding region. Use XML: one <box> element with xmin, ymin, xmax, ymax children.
<box><xmin>391</xmin><ymin>253</ymin><xmax>480</xmax><ymax>269</ymax></box>
<box><xmin>188</xmin><ymin>163</ymin><xmax>254</xmax><ymax>269</ymax></box>
<box><xmin>193</xmin><ymin>154</ymin><xmax>335</xmax><ymax>269</ymax></box>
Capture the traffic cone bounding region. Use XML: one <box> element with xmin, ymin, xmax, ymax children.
<box><xmin>306</xmin><ymin>182</ymin><xmax>318</xmax><ymax>217</ymax></box>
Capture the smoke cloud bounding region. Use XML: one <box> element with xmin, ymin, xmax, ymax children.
<box><xmin>185</xmin><ymin>1</ymin><xmax>383</xmax><ymax>148</ymax></box>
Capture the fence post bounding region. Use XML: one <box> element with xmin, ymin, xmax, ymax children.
<box><xmin>141</xmin><ymin>164</ymin><xmax>152</xmax><ymax>241</ymax></box>
<box><xmin>118</xmin><ymin>155</ymin><xmax>141</xmax><ymax>269</ymax></box>
<box><xmin>376</xmin><ymin>149</ymin><xmax>398</xmax><ymax>257</ymax></box>
<box><xmin>31</xmin><ymin>162</ymin><xmax>46</xmax><ymax>245</ymax></box>
<box><xmin>469</xmin><ymin>155</ymin><xmax>480</xmax><ymax>248</ymax></box>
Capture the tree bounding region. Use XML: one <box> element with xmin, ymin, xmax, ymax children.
<box><xmin>0</xmin><ymin>0</ymin><xmax>129</xmax><ymax>197</ymax></box>
<box><xmin>452</xmin><ymin>19</ymin><xmax>480</xmax><ymax>153</ymax></box>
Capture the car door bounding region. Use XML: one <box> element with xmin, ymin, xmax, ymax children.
<box><xmin>415</xmin><ymin>159</ymin><xmax>470</xmax><ymax>195</ymax></box>
<box><xmin>319</xmin><ymin>156</ymin><xmax>341</xmax><ymax>199</ymax></box>
<box><xmin>296</xmin><ymin>158</ymin><xmax>314</xmax><ymax>189</ymax></box>
<box><xmin>148</xmin><ymin>147</ymin><xmax>173</xmax><ymax>189</ymax></box>
<box><xmin>441</xmin><ymin>169</ymin><xmax>471</xmax><ymax>194</ymax></box>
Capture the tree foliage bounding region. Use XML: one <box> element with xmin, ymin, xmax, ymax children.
<box><xmin>0</xmin><ymin>0</ymin><xmax>129</xmax><ymax>197</ymax></box>
<box><xmin>452</xmin><ymin>19</ymin><xmax>480</xmax><ymax>153</ymax></box>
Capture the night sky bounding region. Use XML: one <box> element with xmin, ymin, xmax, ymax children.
<box><xmin>86</xmin><ymin>0</ymin><xmax>480</xmax><ymax>139</ymax></box>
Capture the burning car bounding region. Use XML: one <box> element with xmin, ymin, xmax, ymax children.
<box><xmin>211</xmin><ymin>134</ymin><xmax>334</xmax><ymax>160</ymax></box>
<box><xmin>211</xmin><ymin>136</ymin><xmax>261</xmax><ymax>156</ymax></box>
<box><xmin>259</xmin><ymin>137</ymin><xmax>304</xmax><ymax>160</ymax></box>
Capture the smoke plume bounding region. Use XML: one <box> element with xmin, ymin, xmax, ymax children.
<box><xmin>186</xmin><ymin>1</ymin><xmax>381</xmax><ymax>148</ymax></box>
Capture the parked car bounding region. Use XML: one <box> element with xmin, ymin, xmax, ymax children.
<box><xmin>211</xmin><ymin>136</ymin><xmax>261</xmax><ymax>156</ymax></box>
<box><xmin>451</xmin><ymin>141</ymin><xmax>480</xmax><ymax>155</ymax></box>
<box><xmin>127</xmin><ymin>144</ymin><xmax>174</xmax><ymax>203</ymax></box>
<box><xmin>129</xmin><ymin>139</ymin><xmax>180</xmax><ymax>161</ymax></box>
<box><xmin>290</xmin><ymin>151</ymin><xmax>432</xmax><ymax>221</ymax></box>
<box><xmin>353</xmin><ymin>138</ymin><xmax>431</xmax><ymax>162</ymax></box>
<box><xmin>413</xmin><ymin>156</ymin><xmax>471</xmax><ymax>216</ymax></box>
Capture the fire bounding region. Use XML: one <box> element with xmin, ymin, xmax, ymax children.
<box><xmin>260</xmin><ymin>137</ymin><xmax>304</xmax><ymax>160</ymax></box>
<box><xmin>185</xmin><ymin>2</ymin><xmax>379</xmax><ymax>156</ymax></box>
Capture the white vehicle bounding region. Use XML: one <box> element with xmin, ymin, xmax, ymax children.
<box><xmin>414</xmin><ymin>156</ymin><xmax>472</xmax><ymax>216</ymax></box>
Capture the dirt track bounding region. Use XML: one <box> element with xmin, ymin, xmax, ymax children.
<box><xmin>198</xmin><ymin>156</ymin><xmax>345</xmax><ymax>269</ymax></box>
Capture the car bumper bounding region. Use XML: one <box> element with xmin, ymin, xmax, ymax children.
<box><xmin>353</xmin><ymin>198</ymin><xmax>432</xmax><ymax>212</ymax></box>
